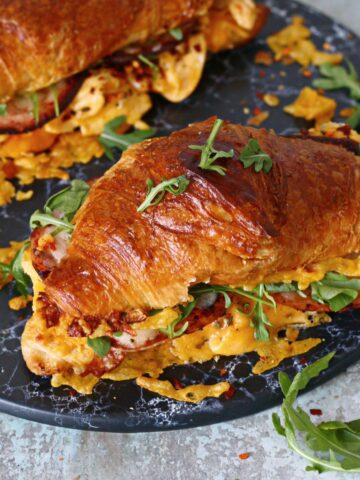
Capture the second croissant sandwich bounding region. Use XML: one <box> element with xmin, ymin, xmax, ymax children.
<box><xmin>20</xmin><ymin>117</ymin><xmax>360</xmax><ymax>399</ymax></box>
<box><xmin>0</xmin><ymin>0</ymin><xmax>268</xmax><ymax>133</ymax></box>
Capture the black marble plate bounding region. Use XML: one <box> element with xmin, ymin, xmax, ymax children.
<box><xmin>1</xmin><ymin>0</ymin><xmax>359</xmax><ymax>432</ymax></box>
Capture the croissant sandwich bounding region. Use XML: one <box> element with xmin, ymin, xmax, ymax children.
<box><xmin>20</xmin><ymin>117</ymin><xmax>360</xmax><ymax>400</ymax></box>
<box><xmin>0</xmin><ymin>0</ymin><xmax>268</xmax><ymax>134</ymax></box>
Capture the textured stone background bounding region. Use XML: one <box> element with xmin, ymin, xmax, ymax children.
<box><xmin>1</xmin><ymin>1</ymin><xmax>359</xmax><ymax>479</ymax></box>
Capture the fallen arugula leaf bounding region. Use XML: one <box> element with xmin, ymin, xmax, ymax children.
<box><xmin>30</xmin><ymin>179</ymin><xmax>89</xmax><ymax>234</ymax></box>
<box><xmin>137</xmin><ymin>175</ymin><xmax>190</xmax><ymax>212</ymax></box>
<box><xmin>87</xmin><ymin>336</ymin><xmax>111</xmax><ymax>358</ymax></box>
<box><xmin>273</xmin><ymin>351</ymin><xmax>360</xmax><ymax>473</ymax></box>
<box><xmin>160</xmin><ymin>299</ymin><xmax>197</xmax><ymax>339</ymax></box>
<box><xmin>169</xmin><ymin>27</ymin><xmax>183</xmax><ymax>41</ymax></box>
<box><xmin>189</xmin><ymin>118</ymin><xmax>234</xmax><ymax>176</ymax></box>
<box><xmin>0</xmin><ymin>104</ymin><xmax>7</xmax><ymax>116</ymax></box>
<box><xmin>313</xmin><ymin>60</ymin><xmax>360</xmax><ymax>100</ymax></box>
<box><xmin>99</xmin><ymin>115</ymin><xmax>155</xmax><ymax>160</ymax></box>
<box><xmin>239</xmin><ymin>138</ymin><xmax>273</xmax><ymax>173</ymax></box>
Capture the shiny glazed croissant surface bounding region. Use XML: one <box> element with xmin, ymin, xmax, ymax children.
<box><xmin>43</xmin><ymin>118</ymin><xmax>360</xmax><ymax>318</ymax></box>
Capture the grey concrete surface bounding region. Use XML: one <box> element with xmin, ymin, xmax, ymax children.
<box><xmin>0</xmin><ymin>1</ymin><xmax>359</xmax><ymax>479</ymax></box>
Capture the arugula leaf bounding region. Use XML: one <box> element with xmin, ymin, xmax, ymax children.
<box><xmin>87</xmin><ymin>336</ymin><xmax>111</xmax><ymax>358</ymax></box>
<box><xmin>265</xmin><ymin>282</ymin><xmax>307</xmax><ymax>298</ymax></box>
<box><xmin>0</xmin><ymin>104</ymin><xmax>7</xmax><ymax>116</ymax></box>
<box><xmin>30</xmin><ymin>180</ymin><xmax>89</xmax><ymax>233</ymax></box>
<box><xmin>160</xmin><ymin>299</ymin><xmax>197</xmax><ymax>339</ymax></box>
<box><xmin>313</xmin><ymin>60</ymin><xmax>360</xmax><ymax>100</ymax></box>
<box><xmin>0</xmin><ymin>262</ymin><xmax>11</xmax><ymax>283</ymax></box>
<box><xmin>250</xmin><ymin>283</ymin><xmax>274</xmax><ymax>341</ymax></box>
<box><xmin>11</xmin><ymin>241</ymin><xmax>32</xmax><ymax>297</ymax></box>
<box><xmin>50</xmin><ymin>84</ymin><xmax>60</xmax><ymax>117</ymax></box>
<box><xmin>239</xmin><ymin>138</ymin><xmax>273</xmax><ymax>173</ymax></box>
<box><xmin>347</xmin><ymin>104</ymin><xmax>360</xmax><ymax>129</ymax></box>
<box><xmin>30</xmin><ymin>92</ymin><xmax>40</xmax><ymax>124</ymax></box>
<box><xmin>285</xmin><ymin>351</ymin><xmax>335</xmax><ymax>404</ymax></box>
<box><xmin>138</xmin><ymin>54</ymin><xmax>160</xmax><ymax>79</ymax></box>
<box><xmin>310</xmin><ymin>272</ymin><xmax>360</xmax><ymax>311</ymax></box>
<box><xmin>169</xmin><ymin>27</ymin><xmax>183</xmax><ymax>41</ymax></box>
<box><xmin>189</xmin><ymin>283</ymin><xmax>275</xmax><ymax>341</ymax></box>
<box><xmin>189</xmin><ymin>118</ymin><xmax>234</xmax><ymax>176</ymax></box>
<box><xmin>29</xmin><ymin>212</ymin><xmax>74</xmax><ymax>232</ymax></box>
<box><xmin>99</xmin><ymin>116</ymin><xmax>156</xmax><ymax>160</ymax></box>
<box><xmin>43</xmin><ymin>179</ymin><xmax>89</xmax><ymax>221</ymax></box>
<box><xmin>137</xmin><ymin>175</ymin><xmax>190</xmax><ymax>212</ymax></box>
<box><xmin>273</xmin><ymin>352</ymin><xmax>360</xmax><ymax>473</ymax></box>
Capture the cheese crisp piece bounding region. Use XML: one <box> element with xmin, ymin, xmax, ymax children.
<box><xmin>267</xmin><ymin>16</ymin><xmax>343</xmax><ymax>67</ymax></box>
<box><xmin>284</xmin><ymin>87</ymin><xmax>336</xmax><ymax>126</ymax></box>
<box><xmin>153</xmin><ymin>34</ymin><xmax>207</xmax><ymax>103</ymax></box>
<box><xmin>136</xmin><ymin>377</ymin><xmax>230</xmax><ymax>403</ymax></box>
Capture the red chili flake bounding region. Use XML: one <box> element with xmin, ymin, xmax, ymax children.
<box><xmin>219</xmin><ymin>368</ymin><xmax>227</xmax><ymax>377</ymax></box>
<box><xmin>224</xmin><ymin>384</ymin><xmax>235</xmax><ymax>400</ymax></box>
<box><xmin>68</xmin><ymin>389</ymin><xmax>77</xmax><ymax>396</ymax></box>
<box><xmin>258</xmin><ymin>70</ymin><xmax>267</xmax><ymax>78</ymax></box>
<box><xmin>252</xmin><ymin>106</ymin><xmax>262</xmax><ymax>116</ymax></box>
<box><xmin>282</xmin><ymin>47</ymin><xmax>292</xmax><ymax>55</ymax></box>
<box><xmin>299</xmin><ymin>356</ymin><xmax>307</xmax><ymax>365</ymax></box>
<box><xmin>2</xmin><ymin>160</ymin><xmax>19</xmax><ymax>179</ymax></box>
<box><xmin>173</xmin><ymin>377</ymin><xmax>184</xmax><ymax>390</ymax></box>
<box><xmin>255</xmin><ymin>91</ymin><xmax>264</xmax><ymax>100</ymax></box>
<box><xmin>310</xmin><ymin>408</ymin><xmax>323</xmax><ymax>416</ymax></box>
<box><xmin>239</xmin><ymin>452</ymin><xmax>250</xmax><ymax>460</ymax></box>
<box><xmin>302</xmin><ymin>69</ymin><xmax>313</xmax><ymax>78</ymax></box>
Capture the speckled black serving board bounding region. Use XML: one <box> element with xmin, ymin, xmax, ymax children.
<box><xmin>1</xmin><ymin>0</ymin><xmax>360</xmax><ymax>432</ymax></box>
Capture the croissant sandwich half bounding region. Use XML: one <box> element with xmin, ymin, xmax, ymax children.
<box><xmin>21</xmin><ymin>118</ymin><xmax>360</xmax><ymax>400</ymax></box>
<box><xmin>0</xmin><ymin>0</ymin><xmax>268</xmax><ymax>134</ymax></box>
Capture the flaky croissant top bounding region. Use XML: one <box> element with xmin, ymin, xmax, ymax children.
<box><xmin>42</xmin><ymin>118</ymin><xmax>360</xmax><ymax>318</ymax></box>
